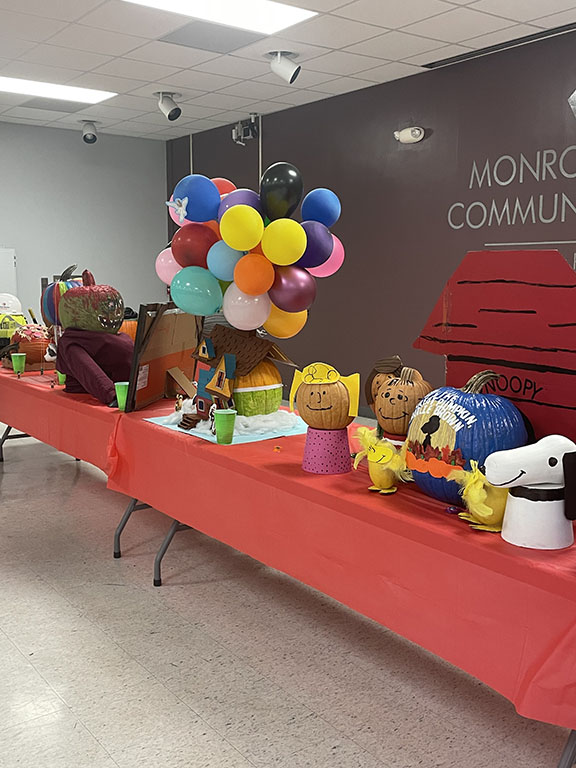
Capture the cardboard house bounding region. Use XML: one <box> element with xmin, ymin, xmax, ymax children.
<box><xmin>192</xmin><ymin>325</ymin><xmax>296</xmax><ymax>419</ymax></box>
<box><xmin>414</xmin><ymin>249</ymin><xmax>576</xmax><ymax>441</ymax></box>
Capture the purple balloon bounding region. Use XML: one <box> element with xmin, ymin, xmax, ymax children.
<box><xmin>296</xmin><ymin>220</ymin><xmax>333</xmax><ymax>269</ymax></box>
<box><xmin>218</xmin><ymin>188</ymin><xmax>263</xmax><ymax>221</ymax></box>
<box><xmin>269</xmin><ymin>266</ymin><xmax>317</xmax><ymax>313</ymax></box>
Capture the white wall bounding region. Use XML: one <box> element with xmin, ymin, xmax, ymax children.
<box><xmin>0</xmin><ymin>122</ymin><xmax>167</xmax><ymax>320</ymax></box>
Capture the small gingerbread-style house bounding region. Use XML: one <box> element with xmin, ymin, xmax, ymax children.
<box><xmin>414</xmin><ymin>249</ymin><xmax>576</xmax><ymax>441</ymax></box>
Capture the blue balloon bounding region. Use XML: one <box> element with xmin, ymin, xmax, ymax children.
<box><xmin>170</xmin><ymin>266</ymin><xmax>222</xmax><ymax>316</ymax></box>
<box><xmin>301</xmin><ymin>188</ymin><xmax>341</xmax><ymax>228</ymax></box>
<box><xmin>206</xmin><ymin>241</ymin><xmax>244</xmax><ymax>282</ymax></box>
<box><xmin>172</xmin><ymin>174</ymin><xmax>221</xmax><ymax>223</ymax></box>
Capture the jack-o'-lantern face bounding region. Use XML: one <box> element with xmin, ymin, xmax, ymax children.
<box><xmin>296</xmin><ymin>381</ymin><xmax>353</xmax><ymax>430</ymax></box>
<box><xmin>373</xmin><ymin>367</ymin><xmax>433</xmax><ymax>436</ymax></box>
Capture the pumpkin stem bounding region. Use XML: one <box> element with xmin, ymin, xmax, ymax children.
<box><xmin>399</xmin><ymin>367</ymin><xmax>416</xmax><ymax>385</ymax></box>
<box><xmin>462</xmin><ymin>370</ymin><xmax>499</xmax><ymax>394</ymax></box>
<box><xmin>58</xmin><ymin>265</ymin><xmax>77</xmax><ymax>282</ymax></box>
<box><xmin>82</xmin><ymin>270</ymin><xmax>96</xmax><ymax>287</ymax></box>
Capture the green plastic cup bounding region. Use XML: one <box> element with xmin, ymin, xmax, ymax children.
<box><xmin>56</xmin><ymin>371</ymin><xmax>66</xmax><ymax>385</ymax></box>
<box><xmin>115</xmin><ymin>381</ymin><xmax>130</xmax><ymax>411</ymax></box>
<box><xmin>213</xmin><ymin>408</ymin><xmax>237</xmax><ymax>445</ymax></box>
<box><xmin>11</xmin><ymin>353</ymin><xmax>26</xmax><ymax>375</ymax></box>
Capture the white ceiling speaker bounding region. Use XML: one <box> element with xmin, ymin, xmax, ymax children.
<box><xmin>80</xmin><ymin>120</ymin><xmax>98</xmax><ymax>144</ymax></box>
<box><xmin>155</xmin><ymin>91</ymin><xmax>182</xmax><ymax>121</ymax></box>
<box><xmin>394</xmin><ymin>127</ymin><xmax>425</xmax><ymax>144</ymax></box>
<box><xmin>268</xmin><ymin>51</ymin><xmax>301</xmax><ymax>84</ymax></box>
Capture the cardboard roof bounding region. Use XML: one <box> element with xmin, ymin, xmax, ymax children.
<box><xmin>192</xmin><ymin>324</ymin><xmax>296</xmax><ymax>377</ymax></box>
<box><xmin>414</xmin><ymin>249</ymin><xmax>576</xmax><ymax>371</ymax></box>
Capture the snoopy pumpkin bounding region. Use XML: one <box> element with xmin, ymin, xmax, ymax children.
<box><xmin>372</xmin><ymin>366</ymin><xmax>432</xmax><ymax>436</ymax></box>
<box><xmin>290</xmin><ymin>362</ymin><xmax>360</xmax><ymax>474</ymax></box>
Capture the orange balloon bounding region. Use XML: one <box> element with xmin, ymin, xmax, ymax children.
<box><xmin>204</xmin><ymin>219</ymin><xmax>221</xmax><ymax>238</ymax></box>
<box><xmin>233</xmin><ymin>253</ymin><xmax>275</xmax><ymax>296</ymax></box>
<box><xmin>263</xmin><ymin>302</ymin><xmax>308</xmax><ymax>339</ymax></box>
<box><xmin>212</xmin><ymin>177</ymin><xmax>236</xmax><ymax>195</ymax></box>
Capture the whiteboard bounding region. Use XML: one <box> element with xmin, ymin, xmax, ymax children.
<box><xmin>0</xmin><ymin>248</ymin><xmax>17</xmax><ymax>296</ymax></box>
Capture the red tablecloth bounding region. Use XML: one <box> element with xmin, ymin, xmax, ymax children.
<box><xmin>3</xmin><ymin>370</ymin><xmax>576</xmax><ymax>730</ymax></box>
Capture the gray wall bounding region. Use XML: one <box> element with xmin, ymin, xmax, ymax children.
<box><xmin>0</xmin><ymin>122</ymin><xmax>168</xmax><ymax>319</ymax></box>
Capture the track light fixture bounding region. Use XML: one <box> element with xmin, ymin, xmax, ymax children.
<box><xmin>267</xmin><ymin>51</ymin><xmax>301</xmax><ymax>84</ymax></box>
<box><xmin>80</xmin><ymin>120</ymin><xmax>98</xmax><ymax>144</ymax></box>
<box><xmin>155</xmin><ymin>91</ymin><xmax>182</xmax><ymax>121</ymax></box>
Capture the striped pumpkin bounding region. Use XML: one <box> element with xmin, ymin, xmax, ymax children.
<box><xmin>41</xmin><ymin>265</ymin><xmax>82</xmax><ymax>326</ymax></box>
<box><xmin>233</xmin><ymin>360</ymin><xmax>283</xmax><ymax>416</ymax></box>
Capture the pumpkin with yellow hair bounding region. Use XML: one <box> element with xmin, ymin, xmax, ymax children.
<box><xmin>353</xmin><ymin>427</ymin><xmax>412</xmax><ymax>494</ymax></box>
<box><xmin>449</xmin><ymin>461</ymin><xmax>508</xmax><ymax>532</ymax></box>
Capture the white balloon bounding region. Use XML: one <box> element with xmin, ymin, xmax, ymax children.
<box><xmin>0</xmin><ymin>293</ymin><xmax>22</xmax><ymax>314</ymax></box>
<box><xmin>222</xmin><ymin>283</ymin><xmax>271</xmax><ymax>331</ymax></box>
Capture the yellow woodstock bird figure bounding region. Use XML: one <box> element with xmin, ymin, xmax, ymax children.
<box><xmin>353</xmin><ymin>427</ymin><xmax>411</xmax><ymax>495</ymax></box>
<box><xmin>449</xmin><ymin>461</ymin><xmax>509</xmax><ymax>532</ymax></box>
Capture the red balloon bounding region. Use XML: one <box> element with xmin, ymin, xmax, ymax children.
<box><xmin>171</xmin><ymin>224</ymin><xmax>219</xmax><ymax>268</ymax></box>
<box><xmin>212</xmin><ymin>177</ymin><xmax>237</xmax><ymax>195</ymax></box>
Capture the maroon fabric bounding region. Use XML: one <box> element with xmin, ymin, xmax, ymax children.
<box><xmin>57</xmin><ymin>330</ymin><xmax>134</xmax><ymax>404</ymax></box>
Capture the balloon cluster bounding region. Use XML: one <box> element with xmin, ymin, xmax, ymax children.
<box><xmin>155</xmin><ymin>163</ymin><xmax>345</xmax><ymax>339</ymax></box>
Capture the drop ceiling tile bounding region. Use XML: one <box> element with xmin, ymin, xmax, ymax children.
<box><xmin>0</xmin><ymin>0</ymin><xmax>103</xmax><ymax>21</ymax></box>
<box><xmin>282</xmin><ymin>15</ymin><xmax>382</xmax><ymax>47</ymax></box>
<box><xmin>106</xmin><ymin>93</ymin><xmax>159</xmax><ymax>110</ymax></box>
<box><xmin>473</xmin><ymin>0</ymin><xmax>576</xmax><ymax>22</ymax></box>
<box><xmin>0</xmin><ymin>93</ymin><xmax>30</xmax><ymax>108</ymax></box>
<box><xmin>0</xmin><ymin>35</ymin><xmax>36</xmax><ymax>59</ymax></box>
<box><xmin>0</xmin><ymin>60</ymin><xmax>81</xmax><ymax>84</ymax></box>
<box><xmin>334</xmin><ymin>0</ymin><xmax>455</xmax><ymax>28</ymax></box>
<box><xmin>254</xmin><ymin>69</ymin><xmax>337</xmax><ymax>88</ymax></box>
<box><xmin>51</xmin><ymin>113</ymin><xmax>123</xmax><ymax>127</ymax></box>
<box><xmin>161</xmin><ymin>20</ymin><xmax>264</xmax><ymax>54</ymax></box>
<box><xmin>189</xmin><ymin>118</ymin><xmax>228</xmax><ymax>131</ymax></box>
<box><xmin>403</xmin><ymin>8</ymin><xmax>515</xmax><ymax>43</ymax></box>
<box><xmin>110</xmin><ymin>119</ymin><xmax>160</xmax><ymax>133</ymax></box>
<box><xmin>131</xmin><ymin>111</ymin><xmax>183</xmax><ymax>125</ymax></box>
<box><xmin>246</xmin><ymin>100</ymin><xmax>290</xmax><ymax>114</ymax></box>
<box><xmin>46</xmin><ymin>26</ymin><xmax>146</xmax><ymax>56</ymax></box>
<box><xmin>280</xmin><ymin>0</ymin><xmax>350</xmax><ymax>9</ymax></box>
<box><xmin>304</xmin><ymin>50</ymin><xmax>386</xmax><ymax>75</ymax></box>
<box><xmin>270</xmin><ymin>89</ymin><xmax>330</xmax><ymax>106</ymax></box>
<box><xmin>217</xmin><ymin>81</ymin><xmax>293</xmax><ymax>100</ymax></box>
<box><xmin>308</xmin><ymin>76</ymin><xmax>376</xmax><ymax>94</ymax></box>
<box><xmin>69</xmin><ymin>72</ymin><xmax>145</xmax><ymax>92</ymax></box>
<box><xmin>531</xmin><ymin>9</ymin><xmax>576</xmax><ymax>27</ymax></box>
<box><xmin>346</xmin><ymin>31</ymin><xmax>447</xmax><ymax>59</ymax></box>
<box><xmin>125</xmin><ymin>41</ymin><xmax>218</xmax><ymax>68</ymax></box>
<box><xmin>193</xmin><ymin>56</ymin><xmax>270</xmax><ymax>79</ymax></box>
<box><xmin>446</xmin><ymin>1</ymin><xmax>479</xmax><ymax>4</ymax></box>
<box><xmin>81</xmin><ymin>104</ymin><xmax>148</xmax><ymax>120</ymax></box>
<box><xmin>233</xmin><ymin>36</ymin><xmax>328</xmax><ymax>62</ymax></box>
<box><xmin>403</xmin><ymin>43</ymin><xmax>473</xmax><ymax>65</ymax></box>
<box><xmin>0</xmin><ymin>9</ymin><xmax>68</xmax><ymax>42</ymax></box>
<box><xmin>19</xmin><ymin>44</ymin><xmax>113</xmax><ymax>71</ymax></box>
<box><xmin>174</xmin><ymin>103</ymin><xmax>225</xmax><ymax>119</ymax></box>
<box><xmin>3</xmin><ymin>106</ymin><xmax>75</xmax><ymax>121</ymax></box>
<box><xmin>208</xmin><ymin>109</ymin><xmax>251</xmax><ymax>122</ymax></box>
<box><xmin>0</xmin><ymin>115</ymin><xmax>49</xmax><ymax>125</ymax></box>
<box><xmin>128</xmin><ymin>82</ymin><xmax>205</xmax><ymax>99</ymax></box>
<box><xmin>191</xmin><ymin>92</ymin><xmax>257</xmax><ymax>110</ymax></box>
<box><xmin>162</xmin><ymin>70</ymin><xmax>241</xmax><ymax>91</ymax></box>
<box><xmin>353</xmin><ymin>61</ymin><xmax>424</xmax><ymax>82</ymax></box>
<box><xmin>79</xmin><ymin>0</ymin><xmax>190</xmax><ymax>38</ymax></box>
<box><xmin>92</xmin><ymin>58</ymin><xmax>182</xmax><ymax>82</ymax></box>
<box><xmin>464</xmin><ymin>23</ymin><xmax>541</xmax><ymax>48</ymax></box>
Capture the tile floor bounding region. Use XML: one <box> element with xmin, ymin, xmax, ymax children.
<box><xmin>0</xmin><ymin>433</ymin><xmax>569</xmax><ymax>767</ymax></box>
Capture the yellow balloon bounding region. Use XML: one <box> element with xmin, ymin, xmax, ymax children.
<box><xmin>263</xmin><ymin>302</ymin><xmax>308</xmax><ymax>339</ymax></box>
<box><xmin>220</xmin><ymin>205</ymin><xmax>264</xmax><ymax>251</ymax></box>
<box><xmin>262</xmin><ymin>218</ymin><xmax>307</xmax><ymax>266</ymax></box>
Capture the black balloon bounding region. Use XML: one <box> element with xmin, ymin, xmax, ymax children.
<box><xmin>259</xmin><ymin>162</ymin><xmax>303</xmax><ymax>221</ymax></box>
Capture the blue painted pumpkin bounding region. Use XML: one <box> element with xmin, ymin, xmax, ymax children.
<box><xmin>406</xmin><ymin>371</ymin><xmax>528</xmax><ymax>505</ymax></box>
<box><xmin>41</xmin><ymin>265</ymin><xmax>82</xmax><ymax>326</ymax></box>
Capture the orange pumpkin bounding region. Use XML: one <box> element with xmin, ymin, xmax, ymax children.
<box><xmin>233</xmin><ymin>359</ymin><xmax>283</xmax><ymax>416</ymax></box>
<box><xmin>373</xmin><ymin>366</ymin><xmax>433</xmax><ymax>435</ymax></box>
<box><xmin>296</xmin><ymin>380</ymin><xmax>353</xmax><ymax>430</ymax></box>
<box><xmin>365</xmin><ymin>356</ymin><xmax>403</xmax><ymax>407</ymax></box>
<box><xmin>10</xmin><ymin>324</ymin><xmax>51</xmax><ymax>364</ymax></box>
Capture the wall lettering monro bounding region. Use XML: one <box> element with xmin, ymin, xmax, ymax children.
<box><xmin>447</xmin><ymin>146</ymin><xmax>576</xmax><ymax>230</ymax></box>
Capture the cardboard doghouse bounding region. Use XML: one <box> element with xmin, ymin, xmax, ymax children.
<box><xmin>414</xmin><ymin>249</ymin><xmax>576</xmax><ymax>441</ymax></box>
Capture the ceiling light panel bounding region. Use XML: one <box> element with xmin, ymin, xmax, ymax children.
<box><xmin>0</xmin><ymin>77</ymin><xmax>116</xmax><ymax>104</ymax></box>
<box><xmin>121</xmin><ymin>0</ymin><xmax>317</xmax><ymax>35</ymax></box>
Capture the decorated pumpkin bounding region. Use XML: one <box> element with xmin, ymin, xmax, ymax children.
<box><xmin>10</xmin><ymin>324</ymin><xmax>51</xmax><ymax>364</ymax></box>
<box><xmin>365</xmin><ymin>355</ymin><xmax>403</xmax><ymax>406</ymax></box>
<box><xmin>290</xmin><ymin>362</ymin><xmax>360</xmax><ymax>430</ymax></box>
<box><xmin>41</xmin><ymin>265</ymin><xmax>82</xmax><ymax>326</ymax></box>
<box><xmin>233</xmin><ymin>359</ymin><xmax>283</xmax><ymax>416</ymax></box>
<box><xmin>372</xmin><ymin>366</ymin><xmax>433</xmax><ymax>436</ymax></box>
<box><xmin>59</xmin><ymin>271</ymin><xmax>124</xmax><ymax>334</ymax></box>
<box><xmin>406</xmin><ymin>370</ymin><xmax>528</xmax><ymax>505</ymax></box>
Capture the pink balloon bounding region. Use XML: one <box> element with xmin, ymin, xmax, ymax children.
<box><xmin>168</xmin><ymin>194</ymin><xmax>191</xmax><ymax>227</ymax></box>
<box><xmin>155</xmin><ymin>247</ymin><xmax>181</xmax><ymax>285</ymax></box>
<box><xmin>307</xmin><ymin>234</ymin><xmax>345</xmax><ymax>278</ymax></box>
<box><xmin>222</xmin><ymin>283</ymin><xmax>271</xmax><ymax>331</ymax></box>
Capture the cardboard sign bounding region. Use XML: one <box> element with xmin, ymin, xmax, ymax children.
<box><xmin>414</xmin><ymin>249</ymin><xmax>576</xmax><ymax>441</ymax></box>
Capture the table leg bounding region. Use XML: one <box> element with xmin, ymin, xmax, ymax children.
<box><xmin>113</xmin><ymin>498</ymin><xmax>150</xmax><ymax>558</ymax></box>
<box><xmin>558</xmin><ymin>731</ymin><xmax>576</xmax><ymax>768</ymax></box>
<box><xmin>153</xmin><ymin>519</ymin><xmax>190</xmax><ymax>587</ymax></box>
<box><xmin>0</xmin><ymin>426</ymin><xmax>31</xmax><ymax>462</ymax></box>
